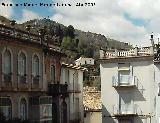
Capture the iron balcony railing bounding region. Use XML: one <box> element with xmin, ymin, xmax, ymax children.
<box><xmin>112</xmin><ymin>75</ymin><xmax>138</xmax><ymax>87</ymax></box>
<box><xmin>3</xmin><ymin>73</ymin><xmax>12</xmax><ymax>83</ymax></box>
<box><xmin>113</xmin><ymin>104</ymin><xmax>138</xmax><ymax>116</ymax></box>
<box><xmin>48</xmin><ymin>83</ymin><xmax>68</xmax><ymax>96</ymax></box>
<box><xmin>19</xmin><ymin>75</ymin><xmax>27</xmax><ymax>83</ymax></box>
<box><xmin>33</xmin><ymin>75</ymin><xmax>40</xmax><ymax>85</ymax></box>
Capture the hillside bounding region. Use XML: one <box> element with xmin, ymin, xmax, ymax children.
<box><xmin>0</xmin><ymin>16</ymin><xmax>131</xmax><ymax>62</ymax></box>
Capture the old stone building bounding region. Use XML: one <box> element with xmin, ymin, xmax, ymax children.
<box><xmin>0</xmin><ymin>23</ymin><xmax>84</xmax><ymax>123</ymax></box>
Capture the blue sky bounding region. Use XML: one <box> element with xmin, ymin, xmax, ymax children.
<box><xmin>1</xmin><ymin>0</ymin><xmax>160</xmax><ymax>46</ymax></box>
<box><xmin>11</xmin><ymin>0</ymin><xmax>54</xmax><ymax>20</ymax></box>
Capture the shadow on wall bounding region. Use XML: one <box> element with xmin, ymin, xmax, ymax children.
<box><xmin>102</xmin><ymin>104</ymin><xmax>116</xmax><ymax>123</ymax></box>
<box><xmin>102</xmin><ymin>104</ymin><xmax>146</xmax><ymax>123</ymax></box>
<box><xmin>135</xmin><ymin>115</ymin><xmax>150</xmax><ymax>123</ymax></box>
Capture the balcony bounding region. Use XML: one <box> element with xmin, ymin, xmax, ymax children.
<box><xmin>18</xmin><ymin>75</ymin><xmax>28</xmax><ymax>90</ymax></box>
<box><xmin>48</xmin><ymin>83</ymin><xmax>68</xmax><ymax>96</ymax></box>
<box><xmin>113</xmin><ymin>104</ymin><xmax>138</xmax><ymax>116</ymax></box>
<box><xmin>1</xmin><ymin>73</ymin><xmax>13</xmax><ymax>90</ymax></box>
<box><xmin>19</xmin><ymin>75</ymin><xmax>27</xmax><ymax>83</ymax></box>
<box><xmin>112</xmin><ymin>75</ymin><xmax>137</xmax><ymax>88</ymax></box>
<box><xmin>32</xmin><ymin>75</ymin><xmax>40</xmax><ymax>89</ymax></box>
<box><xmin>3</xmin><ymin>73</ymin><xmax>12</xmax><ymax>83</ymax></box>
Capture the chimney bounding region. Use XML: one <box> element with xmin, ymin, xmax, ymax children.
<box><xmin>100</xmin><ymin>50</ymin><xmax>105</xmax><ymax>58</ymax></box>
<box><xmin>115</xmin><ymin>49</ymin><xmax>118</xmax><ymax>57</ymax></box>
<box><xmin>150</xmin><ymin>32</ymin><xmax>154</xmax><ymax>46</ymax></box>
<box><xmin>150</xmin><ymin>46</ymin><xmax>154</xmax><ymax>55</ymax></box>
<box><xmin>134</xmin><ymin>46</ymin><xmax>138</xmax><ymax>56</ymax></box>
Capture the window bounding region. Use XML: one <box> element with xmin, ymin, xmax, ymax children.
<box><xmin>3</xmin><ymin>50</ymin><xmax>12</xmax><ymax>83</ymax></box>
<box><xmin>18</xmin><ymin>52</ymin><xmax>26</xmax><ymax>75</ymax></box>
<box><xmin>32</xmin><ymin>55</ymin><xmax>40</xmax><ymax>84</ymax></box>
<box><xmin>32</xmin><ymin>55</ymin><xmax>39</xmax><ymax>76</ymax></box>
<box><xmin>20</xmin><ymin>98</ymin><xmax>27</xmax><ymax>120</ymax></box>
<box><xmin>51</xmin><ymin>65</ymin><xmax>55</xmax><ymax>82</ymax></box>
<box><xmin>65</xmin><ymin>69</ymin><xmax>69</xmax><ymax>83</ymax></box>
<box><xmin>18</xmin><ymin>52</ymin><xmax>27</xmax><ymax>83</ymax></box>
<box><xmin>4</xmin><ymin>50</ymin><xmax>11</xmax><ymax>74</ymax></box>
<box><xmin>85</xmin><ymin>61</ymin><xmax>87</xmax><ymax>64</ymax></box>
<box><xmin>0</xmin><ymin>97</ymin><xmax>12</xmax><ymax>120</ymax></box>
<box><xmin>118</xmin><ymin>63</ymin><xmax>131</xmax><ymax>85</ymax></box>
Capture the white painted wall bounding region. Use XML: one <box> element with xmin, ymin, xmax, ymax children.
<box><xmin>75</xmin><ymin>57</ymin><xmax>94</xmax><ymax>66</ymax></box>
<box><xmin>60</xmin><ymin>66</ymin><xmax>84</xmax><ymax>123</ymax></box>
<box><xmin>84</xmin><ymin>112</ymin><xmax>102</xmax><ymax>123</ymax></box>
<box><xmin>100</xmin><ymin>60</ymin><xmax>157</xmax><ymax>123</ymax></box>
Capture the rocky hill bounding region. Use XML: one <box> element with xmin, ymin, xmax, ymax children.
<box><xmin>0</xmin><ymin>16</ymin><xmax>131</xmax><ymax>62</ymax></box>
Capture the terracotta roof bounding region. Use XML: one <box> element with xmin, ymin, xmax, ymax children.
<box><xmin>83</xmin><ymin>86</ymin><xmax>102</xmax><ymax>111</ymax></box>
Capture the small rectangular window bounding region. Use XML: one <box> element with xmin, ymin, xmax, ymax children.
<box><xmin>51</xmin><ymin>65</ymin><xmax>55</xmax><ymax>82</ymax></box>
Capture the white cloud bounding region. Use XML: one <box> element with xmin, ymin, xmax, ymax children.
<box><xmin>17</xmin><ymin>9</ymin><xmax>42</xmax><ymax>24</ymax></box>
<box><xmin>51</xmin><ymin>0</ymin><xmax>151</xmax><ymax>46</ymax></box>
<box><xmin>0</xmin><ymin>0</ymin><xmax>13</xmax><ymax>18</ymax></box>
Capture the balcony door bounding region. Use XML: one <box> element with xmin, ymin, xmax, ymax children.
<box><xmin>119</xmin><ymin>92</ymin><xmax>132</xmax><ymax>114</ymax></box>
<box><xmin>119</xmin><ymin>71</ymin><xmax>130</xmax><ymax>85</ymax></box>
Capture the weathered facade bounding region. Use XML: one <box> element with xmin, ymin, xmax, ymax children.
<box><xmin>99</xmin><ymin>39</ymin><xmax>160</xmax><ymax>123</ymax></box>
<box><xmin>0</xmin><ymin>24</ymin><xmax>68</xmax><ymax>123</ymax></box>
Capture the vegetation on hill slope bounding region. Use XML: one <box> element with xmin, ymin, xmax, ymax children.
<box><xmin>0</xmin><ymin>16</ymin><xmax>131</xmax><ymax>62</ymax></box>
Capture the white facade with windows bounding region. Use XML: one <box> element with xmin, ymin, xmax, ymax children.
<box><xmin>60</xmin><ymin>63</ymin><xmax>85</xmax><ymax>123</ymax></box>
<box><xmin>100</xmin><ymin>46</ymin><xmax>160</xmax><ymax>123</ymax></box>
<box><xmin>75</xmin><ymin>57</ymin><xmax>94</xmax><ymax>66</ymax></box>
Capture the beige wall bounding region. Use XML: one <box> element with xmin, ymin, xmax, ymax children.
<box><xmin>0</xmin><ymin>43</ymin><xmax>44</xmax><ymax>91</ymax></box>
<box><xmin>84</xmin><ymin>112</ymin><xmax>102</xmax><ymax>123</ymax></box>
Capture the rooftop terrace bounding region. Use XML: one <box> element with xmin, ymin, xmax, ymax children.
<box><xmin>99</xmin><ymin>46</ymin><xmax>155</xmax><ymax>59</ymax></box>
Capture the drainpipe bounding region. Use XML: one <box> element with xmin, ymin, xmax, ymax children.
<box><xmin>73</xmin><ymin>71</ymin><xmax>76</xmax><ymax>121</ymax></box>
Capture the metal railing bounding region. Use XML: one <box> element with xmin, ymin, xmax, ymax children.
<box><xmin>19</xmin><ymin>75</ymin><xmax>27</xmax><ymax>83</ymax></box>
<box><xmin>112</xmin><ymin>75</ymin><xmax>137</xmax><ymax>87</ymax></box>
<box><xmin>3</xmin><ymin>73</ymin><xmax>12</xmax><ymax>83</ymax></box>
<box><xmin>33</xmin><ymin>76</ymin><xmax>40</xmax><ymax>85</ymax></box>
<box><xmin>113</xmin><ymin>104</ymin><xmax>138</xmax><ymax>115</ymax></box>
<box><xmin>100</xmin><ymin>47</ymin><xmax>154</xmax><ymax>59</ymax></box>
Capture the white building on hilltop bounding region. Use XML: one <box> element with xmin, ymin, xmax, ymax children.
<box><xmin>99</xmin><ymin>36</ymin><xmax>160</xmax><ymax>123</ymax></box>
<box><xmin>75</xmin><ymin>57</ymin><xmax>94</xmax><ymax>66</ymax></box>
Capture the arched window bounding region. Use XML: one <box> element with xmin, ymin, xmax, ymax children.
<box><xmin>0</xmin><ymin>97</ymin><xmax>12</xmax><ymax>120</ymax></box>
<box><xmin>3</xmin><ymin>50</ymin><xmax>12</xmax><ymax>83</ymax></box>
<box><xmin>18</xmin><ymin>52</ymin><xmax>26</xmax><ymax>83</ymax></box>
<box><xmin>20</xmin><ymin>98</ymin><xmax>27</xmax><ymax>120</ymax></box>
<box><xmin>18</xmin><ymin>52</ymin><xmax>26</xmax><ymax>75</ymax></box>
<box><xmin>32</xmin><ymin>55</ymin><xmax>39</xmax><ymax>76</ymax></box>
<box><xmin>4</xmin><ymin>50</ymin><xmax>11</xmax><ymax>74</ymax></box>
